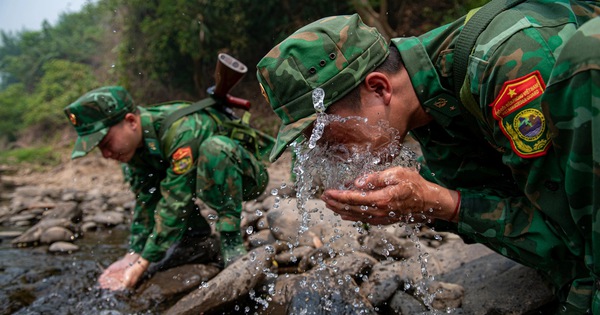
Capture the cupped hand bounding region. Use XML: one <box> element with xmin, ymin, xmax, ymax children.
<box><xmin>321</xmin><ymin>166</ymin><xmax>459</xmax><ymax>225</ymax></box>
<box><xmin>98</xmin><ymin>253</ymin><xmax>149</xmax><ymax>291</ymax></box>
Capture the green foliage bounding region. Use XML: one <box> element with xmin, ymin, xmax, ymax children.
<box><xmin>0</xmin><ymin>0</ymin><xmax>493</xmax><ymax>156</ymax></box>
<box><xmin>0</xmin><ymin>145</ymin><xmax>63</xmax><ymax>167</ymax></box>
<box><xmin>0</xmin><ymin>83</ymin><xmax>27</xmax><ymax>141</ymax></box>
<box><xmin>23</xmin><ymin>60</ymin><xmax>100</xmax><ymax>129</ymax></box>
<box><xmin>115</xmin><ymin>0</ymin><xmax>354</xmax><ymax>103</ymax></box>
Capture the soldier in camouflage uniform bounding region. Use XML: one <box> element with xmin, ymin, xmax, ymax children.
<box><xmin>256</xmin><ymin>2</ymin><xmax>600</xmax><ymax>313</ymax></box>
<box><xmin>64</xmin><ymin>86</ymin><xmax>269</xmax><ymax>290</ymax></box>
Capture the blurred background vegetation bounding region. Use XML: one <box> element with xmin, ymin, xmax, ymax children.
<box><xmin>0</xmin><ymin>0</ymin><xmax>486</xmax><ymax>166</ymax></box>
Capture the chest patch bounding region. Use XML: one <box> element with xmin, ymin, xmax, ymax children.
<box><xmin>490</xmin><ymin>71</ymin><xmax>550</xmax><ymax>158</ymax></box>
<box><xmin>171</xmin><ymin>146</ymin><xmax>193</xmax><ymax>174</ymax></box>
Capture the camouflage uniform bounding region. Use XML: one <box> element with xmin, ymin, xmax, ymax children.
<box><xmin>64</xmin><ymin>86</ymin><xmax>269</xmax><ymax>267</ymax></box>
<box><xmin>256</xmin><ymin>3</ymin><xmax>600</xmax><ymax>312</ymax></box>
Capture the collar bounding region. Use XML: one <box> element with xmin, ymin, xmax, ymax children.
<box><xmin>392</xmin><ymin>37</ymin><xmax>461</xmax><ymax>127</ymax></box>
<box><xmin>138</xmin><ymin>107</ymin><xmax>163</xmax><ymax>157</ymax></box>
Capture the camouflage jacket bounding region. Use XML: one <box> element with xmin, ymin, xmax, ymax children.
<box><xmin>125</xmin><ymin>102</ymin><xmax>229</xmax><ymax>262</ymax></box>
<box><xmin>394</xmin><ymin>0</ymin><xmax>600</xmax><ymax>311</ymax></box>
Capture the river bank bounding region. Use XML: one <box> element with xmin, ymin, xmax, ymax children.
<box><xmin>0</xmin><ymin>151</ymin><xmax>557</xmax><ymax>314</ymax></box>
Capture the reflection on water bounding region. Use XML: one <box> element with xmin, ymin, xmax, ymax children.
<box><xmin>0</xmin><ymin>227</ymin><xmax>151</xmax><ymax>315</ymax></box>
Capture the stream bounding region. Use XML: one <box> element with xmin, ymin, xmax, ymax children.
<box><xmin>0</xmin><ymin>226</ymin><xmax>140</xmax><ymax>315</ymax></box>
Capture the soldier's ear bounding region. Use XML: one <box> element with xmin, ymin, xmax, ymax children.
<box><xmin>363</xmin><ymin>72</ymin><xmax>392</xmax><ymax>105</ymax></box>
<box><xmin>123</xmin><ymin>113</ymin><xmax>139</xmax><ymax>130</ymax></box>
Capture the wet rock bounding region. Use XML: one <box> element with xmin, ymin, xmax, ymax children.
<box><xmin>10</xmin><ymin>217</ymin><xmax>78</xmax><ymax>247</ymax></box>
<box><xmin>427</xmin><ymin>281</ymin><xmax>464</xmax><ymax>310</ymax></box>
<box><xmin>274</xmin><ymin>245</ymin><xmax>313</xmax><ymax>266</ymax></box>
<box><xmin>439</xmin><ymin>253</ymin><xmax>554</xmax><ymax>314</ymax></box>
<box><xmin>388</xmin><ymin>290</ymin><xmax>429</xmax><ymax>314</ymax></box>
<box><xmin>81</xmin><ymin>221</ymin><xmax>98</xmax><ymax>232</ymax></box>
<box><xmin>248</xmin><ymin>229</ymin><xmax>276</xmax><ymax>248</ymax></box>
<box><xmin>327</xmin><ymin>251</ymin><xmax>378</xmax><ymax>280</ymax></box>
<box><xmin>132</xmin><ymin>264</ymin><xmax>220</xmax><ymax>309</ymax></box>
<box><xmin>48</xmin><ymin>241</ymin><xmax>79</xmax><ymax>253</ymax></box>
<box><xmin>363</xmin><ymin>228</ymin><xmax>418</xmax><ymax>260</ymax></box>
<box><xmin>42</xmin><ymin>202</ymin><xmax>81</xmax><ymax>222</ymax></box>
<box><xmin>9</xmin><ymin>213</ymin><xmax>38</xmax><ymax>224</ymax></box>
<box><xmin>0</xmin><ymin>230</ymin><xmax>22</xmax><ymax>239</ymax></box>
<box><xmin>165</xmin><ymin>246</ymin><xmax>276</xmax><ymax>315</ymax></box>
<box><xmin>283</xmin><ymin>267</ymin><xmax>377</xmax><ymax>315</ymax></box>
<box><xmin>40</xmin><ymin>226</ymin><xmax>75</xmax><ymax>244</ymax></box>
<box><xmin>88</xmin><ymin>211</ymin><xmax>126</xmax><ymax>226</ymax></box>
<box><xmin>267</xmin><ymin>204</ymin><xmax>318</xmax><ymax>246</ymax></box>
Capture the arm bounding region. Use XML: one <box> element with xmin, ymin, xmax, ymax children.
<box><xmin>97</xmin><ymin>162</ymin><xmax>160</xmax><ymax>290</ymax></box>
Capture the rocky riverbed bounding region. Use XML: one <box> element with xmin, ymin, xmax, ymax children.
<box><xmin>0</xmin><ymin>151</ymin><xmax>556</xmax><ymax>314</ymax></box>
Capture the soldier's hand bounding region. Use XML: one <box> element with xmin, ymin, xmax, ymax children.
<box><xmin>98</xmin><ymin>253</ymin><xmax>146</xmax><ymax>290</ymax></box>
<box><xmin>321</xmin><ymin>166</ymin><xmax>460</xmax><ymax>224</ymax></box>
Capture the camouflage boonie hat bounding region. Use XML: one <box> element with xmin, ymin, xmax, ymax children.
<box><xmin>64</xmin><ymin>86</ymin><xmax>135</xmax><ymax>159</ymax></box>
<box><xmin>256</xmin><ymin>13</ymin><xmax>389</xmax><ymax>162</ymax></box>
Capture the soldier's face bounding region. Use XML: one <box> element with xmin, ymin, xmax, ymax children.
<box><xmin>98</xmin><ymin>117</ymin><xmax>140</xmax><ymax>163</ymax></box>
<box><xmin>303</xmin><ymin>99</ymin><xmax>401</xmax><ymax>161</ymax></box>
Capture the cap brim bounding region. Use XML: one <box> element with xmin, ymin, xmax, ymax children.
<box><xmin>71</xmin><ymin>128</ymin><xmax>109</xmax><ymax>159</ymax></box>
<box><xmin>269</xmin><ymin>115</ymin><xmax>316</xmax><ymax>162</ymax></box>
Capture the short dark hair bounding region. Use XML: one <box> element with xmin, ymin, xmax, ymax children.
<box><xmin>332</xmin><ymin>45</ymin><xmax>402</xmax><ymax>113</ymax></box>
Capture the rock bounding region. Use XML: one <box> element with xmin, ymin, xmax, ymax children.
<box><xmin>81</xmin><ymin>221</ymin><xmax>97</xmax><ymax>232</ymax></box>
<box><xmin>9</xmin><ymin>213</ymin><xmax>38</xmax><ymax>223</ymax></box>
<box><xmin>88</xmin><ymin>211</ymin><xmax>125</xmax><ymax>226</ymax></box>
<box><xmin>279</xmin><ymin>266</ymin><xmax>377</xmax><ymax>315</ymax></box>
<box><xmin>248</xmin><ymin>229</ymin><xmax>276</xmax><ymax>248</ymax></box>
<box><xmin>438</xmin><ymin>252</ymin><xmax>555</xmax><ymax>314</ymax></box>
<box><xmin>165</xmin><ymin>245</ymin><xmax>276</xmax><ymax>315</ymax></box>
<box><xmin>41</xmin><ymin>202</ymin><xmax>81</xmax><ymax>222</ymax></box>
<box><xmin>48</xmin><ymin>241</ymin><xmax>79</xmax><ymax>253</ymax></box>
<box><xmin>40</xmin><ymin>226</ymin><xmax>75</xmax><ymax>244</ymax></box>
<box><xmin>389</xmin><ymin>290</ymin><xmax>429</xmax><ymax>314</ymax></box>
<box><xmin>363</xmin><ymin>228</ymin><xmax>418</xmax><ymax>260</ymax></box>
<box><xmin>11</xmin><ymin>218</ymin><xmax>75</xmax><ymax>247</ymax></box>
<box><xmin>0</xmin><ymin>230</ymin><xmax>23</xmax><ymax>239</ymax></box>
<box><xmin>427</xmin><ymin>281</ymin><xmax>464</xmax><ymax>310</ymax></box>
<box><xmin>132</xmin><ymin>264</ymin><xmax>220</xmax><ymax>310</ymax></box>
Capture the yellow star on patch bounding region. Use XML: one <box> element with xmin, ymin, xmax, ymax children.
<box><xmin>508</xmin><ymin>88</ymin><xmax>517</xmax><ymax>98</ymax></box>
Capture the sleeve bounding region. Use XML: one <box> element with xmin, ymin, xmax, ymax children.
<box><xmin>139</xmin><ymin>114</ymin><xmax>212</xmax><ymax>262</ymax></box>
<box><xmin>540</xmin><ymin>19</ymin><xmax>600</xmax><ymax>305</ymax></box>
<box><xmin>454</xmin><ymin>27</ymin><xmax>586</xmax><ymax>285</ymax></box>
<box><xmin>124</xmin><ymin>163</ymin><xmax>162</xmax><ymax>254</ymax></box>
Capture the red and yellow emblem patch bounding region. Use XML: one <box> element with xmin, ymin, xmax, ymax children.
<box><xmin>171</xmin><ymin>146</ymin><xmax>193</xmax><ymax>174</ymax></box>
<box><xmin>491</xmin><ymin>71</ymin><xmax>550</xmax><ymax>158</ymax></box>
<box><xmin>69</xmin><ymin>113</ymin><xmax>77</xmax><ymax>126</ymax></box>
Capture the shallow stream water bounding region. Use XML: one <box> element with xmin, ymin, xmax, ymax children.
<box><xmin>0</xmin><ymin>226</ymin><xmax>144</xmax><ymax>315</ymax></box>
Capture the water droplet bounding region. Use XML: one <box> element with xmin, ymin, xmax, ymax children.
<box><xmin>312</xmin><ymin>88</ymin><xmax>326</xmax><ymax>113</ymax></box>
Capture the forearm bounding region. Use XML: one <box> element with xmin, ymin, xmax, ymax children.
<box><xmin>140</xmin><ymin>172</ymin><xmax>195</xmax><ymax>262</ymax></box>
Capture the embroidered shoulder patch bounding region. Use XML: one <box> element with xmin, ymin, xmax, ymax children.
<box><xmin>490</xmin><ymin>71</ymin><xmax>551</xmax><ymax>158</ymax></box>
<box><xmin>171</xmin><ymin>146</ymin><xmax>193</xmax><ymax>174</ymax></box>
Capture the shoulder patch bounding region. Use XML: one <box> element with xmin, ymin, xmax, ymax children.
<box><xmin>490</xmin><ymin>71</ymin><xmax>551</xmax><ymax>158</ymax></box>
<box><xmin>171</xmin><ymin>146</ymin><xmax>193</xmax><ymax>174</ymax></box>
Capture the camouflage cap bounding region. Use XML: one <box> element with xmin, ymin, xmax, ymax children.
<box><xmin>63</xmin><ymin>86</ymin><xmax>135</xmax><ymax>159</ymax></box>
<box><xmin>256</xmin><ymin>14</ymin><xmax>389</xmax><ymax>162</ymax></box>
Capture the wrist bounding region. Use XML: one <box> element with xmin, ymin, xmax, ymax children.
<box><xmin>448</xmin><ymin>190</ymin><xmax>461</xmax><ymax>222</ymax></box>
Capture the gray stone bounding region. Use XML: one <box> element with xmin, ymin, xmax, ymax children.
<box><xmin>40</xmin><ymin>226</ymin><xmax>75</xmax><ymax>244</ymax></box>
<box><xmin>48</xmin><ymin>241</ymin><xmax>79</xmax><ymax>253</ymax></box>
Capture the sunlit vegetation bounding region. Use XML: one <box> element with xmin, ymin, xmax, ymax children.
<box><xmin>0</xmin><ymin>0</ymin><xmax>486</xmax><ymax>163</ymax></box>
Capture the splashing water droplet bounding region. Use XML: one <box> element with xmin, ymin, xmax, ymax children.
<box><xmin>312</xmin><ymin>88</ymin><xmax>325</xmax><ymax>113</ymax></box>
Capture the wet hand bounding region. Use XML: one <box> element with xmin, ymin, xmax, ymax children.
<box><xmin>121</xmin><ymin>257</ymin><xmax>149</xmax><ymax>289</ymax></box>
<box><xmin>321</xmin><ymin>166</ymin><xmax>459</xmax><ymax>225</ymax></box>
<box><xmin>98</xmin><ymin>253</ymin><xmax>148</xmax><ymax>290</ymax></box>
